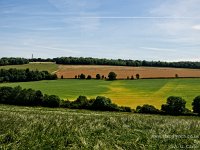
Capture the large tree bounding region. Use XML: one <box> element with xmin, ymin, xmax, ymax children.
<box><xmin>161</xmin><ymin>96</ymin><xmax>186</xmax><ymax>115</ymax></box>
<box><xmin>108</xmin><ymin>72</ymin><xmax>117</xmax><ymax>80</ymax></box>
<box><xmin>192</xmin><ymin>96</ymin><xmax>200</xmax><ymax>114</ymax></box>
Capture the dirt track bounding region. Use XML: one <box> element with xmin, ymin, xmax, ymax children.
<box><xmin>56</xmin><ymin>65</ymin><xmax>200</xmax><ymax>79</ymax></box>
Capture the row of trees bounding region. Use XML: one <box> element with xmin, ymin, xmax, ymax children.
<box><xmin>0</xmin><ymin>57</ymin><xmax>29</xmax><ymax>66</ymax></box>
<box><xmin>0</xmin><ymin>86</ymin><xmax>131</xmax><ymax>112</ymax></box>
<box><xmin>0</xmin><ymin>68</ymin><xmax>57</xmax><ymax>82</ymax></box>
<box><xmin>0</xmin><ymin>86</ymin><xmax>61</xmax><ymax>107</ymax></box>
<box><xmin>53</xmin><ymin>57</ymin><xmax>200</xmax><ymax>69</ymax></box>
<box><xmin>71</xmin><ymin>72</ymin><xmax>118</xmax><ymax>80</ymax></box>
<box><xmin>2</xmin><ymin>57</ymin><xmax>200</xmax><ymax>69</ymax></box>
<box><xmin>64</xmin><ymin>72</ymin><xmax>139</xmax><ymax>80</ymax></box>
<box><xmin>136</xmin><ymin>96</ymin><xmax>200</xmax><ymax>116</ymax></box>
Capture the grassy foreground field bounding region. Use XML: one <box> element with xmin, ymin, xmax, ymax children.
<box><xmin>0</xmin><ymin>105</ymin><xmax>200</xmax><ymax>149</ymax></box>
<box><xmin>1</xmin><ymin>78</ymin><xmax>200</xmax><ymax>109</ymax></box>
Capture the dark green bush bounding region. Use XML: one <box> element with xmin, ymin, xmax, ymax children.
<box><xmin>86</xmin><ymin>75</ymin><xmax>92</xmax><ymax>79</ymax></box>
<box><xmin>42</xmin><ymin>95</ymin><xmax>61</xmax><ymax>108</ymax></box>
<box><xmin>108</xmin><ymin>72</ymin><xmax>117</xmax><ymax>80</ymax></box>
<box><xmin>96</xmin><ymin>74</ymin><xmax>101</xmax><ymax>79</ymax></box>
<box><xmin>192</xmin><ymin>96</ymin><xmax>200</xmax><ymax>114</ymax></box>
<box><xmin>136</xmin><ymin>104</ymin><xmax>160</xmax><ymax>114</ymax></box>
<box><xmin>70</xmin><ymin>96</ymin><xmax>90</xmax><ymax>109</ymax></box>
<box><xmin>80</xmin><ymin>74</ymin><xmax>86</xmax><ymax>79</ymax></box>
<box><xmin>90</xmin><ymin>96</ymin><xmax>122</xmax><ymax>111</ymax></box>
<box><xmin>161</xmin><ymin>96</ymin><xmax>187</xmax><ymax>115</ymax></box>
<box><xmin>0</xmin><ymin>68</ymin><xmax>57</xmax><ymax>82</ymax></box>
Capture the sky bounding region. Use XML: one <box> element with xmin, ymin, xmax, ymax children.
<box><xmin>0</xmin><ymin>0</ymin><xmax>200</xmax><ymax>61</ymax></box>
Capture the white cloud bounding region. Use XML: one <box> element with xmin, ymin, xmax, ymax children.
<box><xmin>148</xmin><ymin>0</ymin><xmax>200</xmax><ymax>47</ymax></box>
<box><xmin>192</xmin><ymin>25</ymin><xmax>200</xmax><ymax>30</ymax></box>
<box><xmin>140</xmin><ymin>47</ymin><xmax>177</xmax><ymax>52</ymax></box>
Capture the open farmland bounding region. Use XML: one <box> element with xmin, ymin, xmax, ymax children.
<box><xmin>0</xmin><ymin>62</ymin><xmax>58</xmax><ymax>73</ymax></box>
<box><xmin>0</xmin><ymin>105</ymin><xmax>200</xmax><ymax>149</ymax></box>
<box><xmin>56</xmin><ymin>65</ymin><xmax>200</xmax><ymax>79</ymax></box>
<box><xmin>1</xmin><ymin>63</ymin><xmax>200</xmax><ymax>79</ymax></box>
<box><xmin>1</xmin><ymin>78</ymin><xmax>200</xmax><ymax>109</ymax></box>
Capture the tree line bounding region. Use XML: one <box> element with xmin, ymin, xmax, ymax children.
<box><xmin>63</xmin><ymin>72</ymin><xmax>139</xmax><ymax>80</ymax></box>
<box><xmin>136</xmin><ymin>96</ymin><xmax>200</xmax><ymax>116</ymax></box>
<box><xmin>0</xmin><ymin>57</ymin><xmax>29</xmax><ymax>66</ymax></box>
<box><xmin>53</xmin><ymin>57</ymin><xmax>200</xmax><ymax>69</ymax></box>
<box><xmin>0</xmin><ymin>68</ymin><xmax>57</xmax><ymax>82</ymax></box>
<box><xmin>1</xmin><ymin>57</ymin><xmax>200</xmax><ymax>69</ymax></box>
<box><xmin>1</xmin><ymin>86</ymin><xmax>200</xmax><ymax>116</ymax></box>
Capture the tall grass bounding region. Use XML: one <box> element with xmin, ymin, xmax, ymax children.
<box><xmin>0</xmin><ymin>105</ymin><xmax>200</xmax><ymax>149</ymax></box>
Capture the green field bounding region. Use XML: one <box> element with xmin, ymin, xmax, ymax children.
<box><xmin>1</xmin><ymin>78</ymin><xmax>200</xmax><ymax>109</ymax></box>
<box><xmin>0</xmin><ymin>105</ymin><xmax>199</xmax><ymax>149</ymax></box>
<box><xmin>0</xmin><ymin>62</ymin><xmax>59</xmax><ymax>73</ymax></box>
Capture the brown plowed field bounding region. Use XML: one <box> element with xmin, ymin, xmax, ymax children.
<box><xmin>56</xmin><ymin>65</ymin><xmax>200</xmax><ymax>79</ymax></box>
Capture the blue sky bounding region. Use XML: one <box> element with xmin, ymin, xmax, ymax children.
<box><xmin>0</xmin><ymin>0</ymin><xmax>200</xmax><ymax>61</ymax></box>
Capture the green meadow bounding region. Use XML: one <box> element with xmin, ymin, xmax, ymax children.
<box><xmin>1</xmin><ymin>78</ymin><xmax>200</xmax><ymax>109</ymax></box>
<box><xmin>0</xmin><ymin>105</ymin><xmax>200</xmax><ymax>149</ymax></box>
<box><xmin>0</xmin><ymin>62</ymin><xmax>59</xmax><ymax>73</ymax></box>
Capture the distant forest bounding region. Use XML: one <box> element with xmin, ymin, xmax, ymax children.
<box><xmin>54</xmin><ymin>57</ymin><xmax>200</xmax><ymax>69</ymax></box>
<box><xmin>0</xmin><ymin>57</ymin><xmax>29</xmax><ymax>66</ymax></box>
<box><xmin>1</xmin><ymin>57</ymin><xmax>200</xmax><ymax>69</ymax></box>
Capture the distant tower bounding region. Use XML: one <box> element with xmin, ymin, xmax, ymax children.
<box><xmin>32</xmin><ymin>54</ymin><xmax>33</xmax><ymax>59</ymax></box>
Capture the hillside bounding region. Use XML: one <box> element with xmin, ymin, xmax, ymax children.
<box><xmin>1</xmin><ymin>78</ymin><xmax>200</xmax><ymax>109</ymax></box>
<box><xmin>1</xmin><ymin>62</ymin><xmax>200</xmax><ymax>79</ymax></box>
<box><xmin>0</xmin><ymin>62</ymin><xmax>58</xmax><ymax>73</ymax></box>
<box><xmin>0</xmin><ymin>105</ymin><xmax>199</xmax><ymax>149</ymax></box>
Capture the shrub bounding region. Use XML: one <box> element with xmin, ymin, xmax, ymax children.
<box><xmin>80</xmin><ymin>74</ymin><xmax>86</xmax><ymax>79</ymax></box>
<box><xmin>136</xmin><ymin>74</ymin><xmax>140</xmax><ymax>79</ymax></box>
<box><xmin>192</xmin><ymin>96</ymin><xmax>200</xmax><ymax>114</ymax></box>
<box><xmin>42</xmin><ymin>95</ymin><xmax>61</xmax><ymax>107</ymax></box>
<box><xmin>0</xmin><ymin>87</ymin><xmax>13</xmax><ymax>104</ymax></box>
<box><xmin>131</xmin><ymin>75</ymin><xmax>134</xmax><ymax>80</ymax></box>
<box><xmin>161</xmin><ymin>96</ymin><xmax>187</xmax><ymax>115</ymax></box>
<box><xmin>33</xmin><ymin>90</ymin><xmax>43</xmax><ymax>106</ymax></box>
<box><xmin>70</xmin><ymin>96</ymin><xmax>90</xmax><ymax>109</ymax></box>
<box><xmin>87</xmin><ymin>75</ymin><xmax>92</xmax><ymax>79</ymax></box>
<box><xmin>136</xmin><ymin>104</ymin><xmax>160</xmax><ymax>114</ymax></box>
<box><xmin>60</xmin><ymin>100</ymin><xmax>71</xmax><ymax>108</ymax></box>
<box><xmin>108</xmin><ymin>72</ymin><xmax>117</xmax><ymax>80</ymax></box>
<box><xmin>96</xmin><ymin>74</ymin><xmax>101</xmax><ymax>79</ymax></box>
<box><xmin>120</xmin><ymin>106</ymin><xmax>132</xmax><ymax>112</ymax></box>
<box><xmin>91</xmin><ymin>96</ymin><xmax>120</xmax><ymax>111</ymax></box>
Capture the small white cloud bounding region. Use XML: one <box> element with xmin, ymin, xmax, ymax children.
<box><xmin>192</xmin><ymin>25</ymin><xmax>200</xmax><ymax>30</ymax></box>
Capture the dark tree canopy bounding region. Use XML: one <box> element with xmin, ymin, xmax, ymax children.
<box><xmin>0</xmin><ymin>57</ymin><xmax>29</xmax><ymax>66</ymax></box>
<box><xmin>80</xmin><ymin>74</ymin><xmax>86</xmax><ymax>79</ymax></box>
<box><xmin>96</xmin><ymin>74</ymin><xmax>101</xmax><ymax>79</ymax></box>
<box><xmin>136</xmin><ymin>104</ymin><xmax>160</xmax><ymax>114</ymax></box>
<box><xmin>108</xmin><ymin>72</ymin><xmax>117</xmax><ymax>80</ymax></box>
<box><xmin>0</xmin><ymin>68</ymin><xmax>57</xmax><ymax>82</ymax></box>
<box><xmin>192</xmin><ymin>96</ymin><xmax>200</xmax><ymax>114</ymax></box>
<box><xmin>53</xmin><ymin>57</ymin><xmax>200</xmax><ymax>69</ymax></box>
<box><xmin>161</xmin><ymin>96</ymin><xmax>187</xmax><ymax>115</ymax></box>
